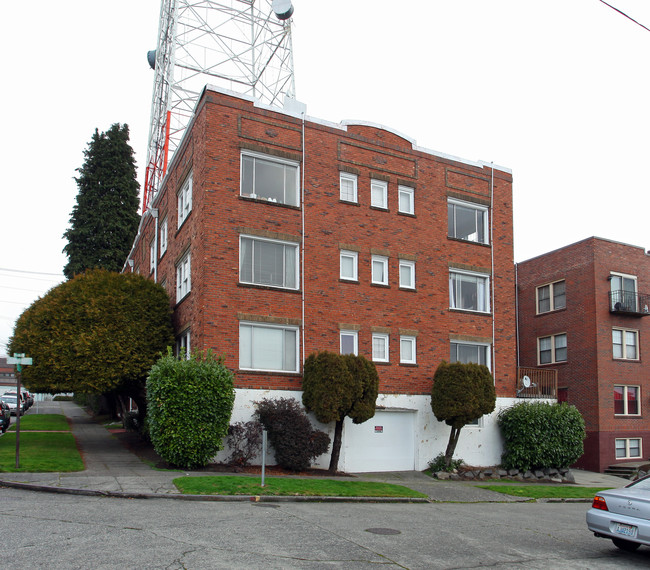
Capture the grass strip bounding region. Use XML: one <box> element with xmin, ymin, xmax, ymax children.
<box><xmin>8</xmin><ymin>414</ymin><xmax>70</xmax><ymax>432</ymax></box>
<box><xmin>174</xmin><ymin>475</ymin><xmax>427</xmax><ymax>498</ymax></box>
<box><xmin>0</xmin><ymin>432</ymin><xmax>84</xmax><ymax>472</ymax></box>
<box><xmin>476</xmin><ymin>484</ymin><xmax>613</xmax><ymax>499</ymax></box>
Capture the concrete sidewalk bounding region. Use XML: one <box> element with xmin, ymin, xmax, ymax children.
<box><xmin>0</xmin><ymin>400</ymin><xmax>630</xmax><ymax>502</ymax></box>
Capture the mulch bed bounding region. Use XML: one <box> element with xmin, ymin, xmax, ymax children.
<box><xmin>110</xmin><ymin>428</ymin><xmax>347</xmax><ymax>477</ymax></box>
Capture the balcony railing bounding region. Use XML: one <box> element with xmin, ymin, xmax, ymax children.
<box><xmin>609</xmin><ymin>290</ymin><xmax>650</xmax><ymax>317</ymax></box>
<box><xmin>516</xmin><ymin>367</ymin><xmax>557</xmax><ymax>399</ymax></box>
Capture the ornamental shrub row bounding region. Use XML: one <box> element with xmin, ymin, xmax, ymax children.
<box><xmin>498</xmin><ymin>401</ymin><xmax>585</xmax><ymax>471</ymax></box>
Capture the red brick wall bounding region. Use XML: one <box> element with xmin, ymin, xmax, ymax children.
<box><xmin>517</xmin><ymin>237</ymin><xmax>650</xmax><ymax>472</ymax></box>
<box><xmin>130</xmin><ymin>88</ymin><xmax>517</xmax><ymax>399</ymax></box>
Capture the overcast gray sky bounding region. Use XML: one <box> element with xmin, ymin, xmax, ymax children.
<box><xmin>2</xmin><ymin>0</ymin><xmax>649</xmax><ymax>356</ymax></box>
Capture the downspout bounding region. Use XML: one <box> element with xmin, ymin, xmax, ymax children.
<box><xmin>301</xmin><ymin>111</ymin><xmax>306</xmax><ymax>366</ymax></box>
<box><xmin>151</xmin><ymin>208</ymin><xmax>159</xmax><ymax>283</ymax></box>
<box><xmin>490</xmin><ymin>164</ymin><xmax>496</xmax><ymax>380</ymax></box>
<box><xmin>515</xmin><ymin>262</ymin><xmax>520</xmax><ymax>369</ymax></box>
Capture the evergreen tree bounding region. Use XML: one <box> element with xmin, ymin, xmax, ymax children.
<box><xmin>63</xmin><ymin>123</ymin><xmax>140</xmax><ymax>279</ymax></box>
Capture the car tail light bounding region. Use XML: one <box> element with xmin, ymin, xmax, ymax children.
<box><xmin>592</xmin><ymin>496</ymin><xmax>608</xmax><ymax>511</ymax></box>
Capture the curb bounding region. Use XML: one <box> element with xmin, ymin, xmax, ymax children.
<box><xmin>0</xmin><ymin>479</ymin><xmax>431</xmax><ymax>503</ymax></box>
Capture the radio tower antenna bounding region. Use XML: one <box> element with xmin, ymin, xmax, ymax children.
<box><xmin>143</xmin><ymin>0</ymin><xmax>296</xmax><ymax>211</ymax></box>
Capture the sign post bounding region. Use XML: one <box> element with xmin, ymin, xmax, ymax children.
<box><xmin>6</xmin><ymin>353</ymin><xmax>32</xmax><ymax>468</ymax></box>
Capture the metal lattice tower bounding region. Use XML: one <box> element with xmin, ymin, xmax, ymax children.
<box><xmin>143</xmin><ymin>0</ymin><xmax>296</xmax><ymax>211</ymax></box>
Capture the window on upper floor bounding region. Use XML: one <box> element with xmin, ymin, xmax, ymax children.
<box><xmin>176</xmin><ymin>249</ymin><xmax>191</xmax><ymax>302</ymax></box>
<box><xmin>449</xmin><ymin>270</ymin><xmax>490</xmax><ymax>313</ymax></box>
<box><xmin>241</xmin><ymin>151</ymin><xmax>299</xmax><ymax>206</ymax></box>
<box><xmin>239</xmin><ymin>235</ymin><xmax>299</xmax><ymax>290</ymax></box>
<box><xmin>610</xmin><ymin>273</ymin><xmax>638</xmax><ymax>312</ymax></box>
<box><xmin>616</xmin><ymin>438</ymin><xmax>641</xmax><ymax>459</ymax></box>
<box><xmin>450</xmin><ymin>341</ymin><xmax>491</xmax><ymax>370</ymax></box>
<box><xmin>400</xmin><ymin>336</ymin><xmax>417</xmax><ymax>364</ymax></box>
<box><xmin>239</xmin><ymin>322</ymin><xmax>299</xmax><ymax>373</ymax></box>
<box><xmin>537</xmin><ymin>280</ymin><xmax>566</xmax><ymax>314</ymax></box>
<box><xmin>372</xmin><ymin>333</ymin><xmax>389</xmax><ymax>363</ymax></box>
<box><xmin>538</xmin><ymin>333</ymin><xmax>567</xmax><ymax>364</ymax></box>
<box><xmin>399</xmin><ymin>259</ymin><xmax>415</xmax><ymax>289</ymax></box>
<box><xmin>614</xmin><ymin>385</ymin><xmax>640</xmax><ymax>416</ymax></box>
<box><xmin>149</xmin><ymin>241</ymin><xmax>156</xmax><ymax>274</ymax></box>
<box><xmin>447</xmin><ymin>198</ymin><xmax>489</xmax><ymax>244</ymax></box>
<box><xmin>160</xmin><ymin>216</ymin><xmax>168</xmax><ymax>256</ymax></box>
<box><xmin>340</xmin><ymin>172</ymin><xmax>358</xmax><ymax>203</ymax></box>
<box><xmin>340</xmin><ymin>250</ymin><xmax>358</xmax><ymax>281</ymax></box>
<box><xmin>370</xmin><ymin>179</ymin><xmax>388</xmax><ymax>209</ymax></box>
<box><xmin>340</xmin><ymin>330</ymin><xmax>358</xmax><ymax>355</ymax></box>
<box><xmin>178</xmin><ymin>171</ymin><xmax>193</xmax><ymax>226</ymax></box>
<box><xmin>371</xmin><ymin>255</ymin><xmax>389</xmax><ymax>286</ymax></box>
<box><xmin>612</xmin><ymin>328</ymin><xmax>638</xmax><ymax>360</ymax></box>
<box><xmin>398</xmin><ymin>185</ymin><xmax>414</xmax><ymax>215</ymax></box>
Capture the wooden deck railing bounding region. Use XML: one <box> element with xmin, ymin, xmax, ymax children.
<box><xmin>516</xmin><ymin>367</ymin><xmax>557</xmax><ymax>399</ymax></box>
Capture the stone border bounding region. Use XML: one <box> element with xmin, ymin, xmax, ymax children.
<box><xmin>435</xmin><ymin>467</ymin><xmax>575</xmax><ymax>484</ymax></box>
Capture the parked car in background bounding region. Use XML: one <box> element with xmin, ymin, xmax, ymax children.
<box><xmin>0</xmin><ymin>401</ymin><xmax>10</xmax><ymax>433</ymax></box>
<box><xmin>3</xmin><ymin>391</ymin><xmax>27</xmax><ymax>413</ymax></box>
<box><xmin>587</xmin><ymin>475</ymin><xmax>650</xmax><ymax>551</ymax></box>
<box><xmin>1</xmin><ymin>395</ymin><xmax>23</xmax><ymax>416</ymax></box>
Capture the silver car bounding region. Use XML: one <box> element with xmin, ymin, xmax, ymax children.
<box><xmin>587</xmin><ymin>474</ymin><xmax>650</xmax><ymax>552</ymax></box>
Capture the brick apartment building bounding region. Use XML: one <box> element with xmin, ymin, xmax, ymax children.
<box><xmin>517</xmin><ymin>237</ymin><xmax>650</xmax><ymax>473</ymax></box>
<box><xmin>127</xmin><ymin>86</ymin><xmax>518</xmax><ymax>471</ymax></box>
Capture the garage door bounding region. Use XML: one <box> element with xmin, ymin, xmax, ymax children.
<box><xmin>342</xmin><ymin>409</ymin><xmax>416</xmax><ymax>472</ymax></box>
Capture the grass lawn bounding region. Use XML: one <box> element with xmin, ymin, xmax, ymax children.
<box><xmin>0</xmin><ymin>432</ymin><xmax>84</xmax><ymax>472</ymax></box>
<box><xmin>174</xmin><ymin>475</ymin><xmax>428</xmax><ymax>498</ymax></box>
<box><xmin>8</xmin><ymin>414</ymin><xmax>70</xmax><ymax>432</ymax></box>
<box><xmin>477</xmin><ymin>484</ymin><xmax>613</xmax><ymax>499</ymax></box>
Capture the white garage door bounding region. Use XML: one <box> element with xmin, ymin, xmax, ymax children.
<box><xmin>342</xmin><ymin>409</ymin><xmax>416</xmax><ymax>472</ymax></box>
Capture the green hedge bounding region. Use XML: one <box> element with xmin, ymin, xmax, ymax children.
<box><xmin>146</xmin><ymin>350</ymin><xmax>235</xmax><ymax>469</ymax></box>
<box><xmin>498</xmin><ymin>401</ymin><xmax>585</xmax><ymax>470</ymax></box>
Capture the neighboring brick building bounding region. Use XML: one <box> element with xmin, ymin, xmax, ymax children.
<box><xmin>517</xmin><ymin>237</ymin><xmax>650</xmax><ymax>473</ymax></box>
<box><xmin>0</xmin><ymin>357</ymin><xmax>16</xmax><ymax>393</ymax></box>
<box><xmin>127</xmin><ymin>86</ymin><xmax>518</xmax><ymax>471</ymax></box>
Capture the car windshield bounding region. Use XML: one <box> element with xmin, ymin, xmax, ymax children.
<box><xmin>3</xmin><ymin>397</ymin><xmax>17</xmax><ymax>404</ymax></box>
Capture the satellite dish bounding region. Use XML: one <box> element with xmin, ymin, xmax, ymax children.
<box><xmin>147</xmin><ymin>50</ymin><xmax>156</xmax><ymax>70</ymax></box>
<box><xmin>272</xmin><ymin>0</ymin><xmax>294</xmax><ymax>20</ymax></box>
<box><xmin>522</xmin><ymin>375</ymin><xmax>531</xmax><ymax>388</ymax></box>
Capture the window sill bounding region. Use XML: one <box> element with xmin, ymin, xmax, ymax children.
<box><xmin>369</xmin><ymin>205</ymin><xmax>390</xmax><ymax>213</ymax></box>
<box><xmin>447</xmin><ymin>236</ymin><xmax>490</xmax><ymax>248</ymax></box>
<box><xmin>175</xmin><ymin>292</ymin><xmax>191</xmax><ymax>309</ymax></box>
<box><xmin>339</xmin><ymin>278</ymin><xmax>359</xmax><ymax>284</ymax></box>
<box><xmin>397</xmin><ymin>211</ymin><xmax>416</xmax><ymax>218</ymax></box>
<box><xmin>372</xmin><ymin>361</ymin><xmax>391</xmax><ymax>366</ymax></box>
<box><xmin>237</xmin><ymin>369</ymin><xmax>301</xmax><ymax>376</ymax></box>
<box><xmin>175</xmin><ymin>213</ymin><xmax>192</xmax><ymax>236</ymax></box>
<box><xmin>614</xmin><ymin>414</ymin><xmax>642</xmax><ymax>418</ymax></box>
<box><xmin>399</xmin><ymin>362</ymin><xmax>418</xmax><ymax>367</ymax></box>
<box><xmin>339</xmin><ymin>199</ymin><xmax>360</xmax><ymax>207</ymax></box>
<box><xmin>371</xmin><ymin>283</ymin><xmax>390</xmax><ymax>288</ymax></box>
<box><xmin>237</xmin><ymin>282</ymin><xmax>301</xmax><ymax>294</ymax></box>
<box><xmin>239</xmin><ymin>195</ymin><xmax>300</xmax><ymax>210</ymax></box>
<box><xmin>448</xmin><ymin>308</ymin><xmax>491</xmax><ymax>316</ymax></box>
<box><xmin>398</xmin><ymin>286</ymin><xmax>416</xmax><ymax>292</ymax></box>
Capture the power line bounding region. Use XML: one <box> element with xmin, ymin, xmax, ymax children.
<box><xmin>0</xmin><ymin>267</ymin><xmax>63</xmax><ymax>277</ymax></box>
<box><xmin>598</xmin><ymin>0</ymin><xmax>650</xmax><ymax>33</ymax></box>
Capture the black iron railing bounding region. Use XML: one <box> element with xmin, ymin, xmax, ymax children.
<box><xmin>609</xmin><ymin>290</ymin><xmax>650</xmax><ymax>316</ymax></box>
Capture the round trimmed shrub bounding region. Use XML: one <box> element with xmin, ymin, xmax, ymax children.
<box><xmin>498</xmin><ymin>401</ymin><xmax>585</xmax><ymax>470</ymax></box>
<box><xmin>146</xmin><ymin>350</ymin><xmax>235</xmax><ymax>468</ymax></box>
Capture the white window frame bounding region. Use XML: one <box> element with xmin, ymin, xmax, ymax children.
<box><xmin>340</xmin><ymin>172</ymin><xmax>358</xmax><ymax>203</ymax></box>
<box><xmin>616</xmin><ymin>438</ymin><xmax>642</xmax><ymax>459</ymax></box>
<box><xmin>372</xmin><ymin>333</ymin><xmax>389</xmax><ymax>363</ymax></box>
<box><xmin>612</xmin><ymin>328</ymin><xmax>639</xmax><ymax>360</ymax></box>
<box><xmin>239</xmin><ymin>322</ymin><xmax>299</xmax><ymax>373</ymax></box>
<box><xmin>398</xmin><ymin>185</ymin><xmax>414</xmax><ymax>215</ymax></box>
<box><xmin>176</xmin><ymin>329</ymin><xmax>191</xmax><ymax>360</ymax></box>
<box><xmin>538</xmin><ymin>333</ymin><xmax>567</xmax><ymax>365</ymax></box>
<box><xmin>340</xmin><ymin>250</ymin><xmax>358</xmax><ymax>281</ymax></box>
<box><xmin>240</xmin><ymin>151</ymin><xmax>299</xmax><ymax>206</ymax></box>
<box><xmin>149</xmin><ymin>241</ymin><xmax>156</xmax><ymax>274</ymax></box>
<box><xmin>450</xmin><ymin>341</ymin><xmax>492</xmax><ymax>371</ymax></box>
<box><xmin>239</xmin><ymin>235</ymin><xmax>299</xmax><ymax>290</ymax></box>
<box><xmin>178</xmin><ymin>171</ymin><xmax>193</xmax><ymax>226</ymax></box>
<box><xmin>610</xmin><ymin>272</ymin><xmax>638</xmax><ymax>312</ymax></box>
<box><xmin>614</xmin><ymin>385</ymin><xmax>640</xmax><ymax>416</ymax></box>
<box><xmin>399</xmin><ymin>259</ymin><xmax>415</xmax><ymax>289</ymax></box>
<box><xmin>449</xmin><ymin>269</ymin><xmax>490</xmax><ymax>313</ymax></box>
<box><xmin>536</xmin><ymin>280</ymin><xmax>566</xmax><ymax>314</ymax></box>
<box><xmin>370</xmin><ymin>179</ymin><xmax>388</xmax><ymax>209</ymax></box>
<box><xmin>400</xmin><ymin>336</ymin><xmax>417</xmax><ymax>364</ymax></box>
<box><xmin>372</xmin><ymin>255</ymin><xmax>389</xmax><ymax>286</ymax></box>
<box><xmin>447</xmin><ymin>198</ymin><xmax>489</xmax><ymax>244</ymax></box>
<box><xmin>159</xmin><ymin>216</ymin><xmax>168</xmax><ymax>256</ymax></box>
<box><xmin>176</xmin><ymin>250</ymin><xmax>191</xmax><ymax>302</ymax></box>
<box><xmin>340</xmin><ymin>330</ymin><xmax>358</xmax><ymax>355</ymax></box>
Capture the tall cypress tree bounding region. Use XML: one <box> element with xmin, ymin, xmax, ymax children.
<box><xmin>63</xmin><ymin>123</ymin><xmax>141</xmax><ymax>279</ymax></box>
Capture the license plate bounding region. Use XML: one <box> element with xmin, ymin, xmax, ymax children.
<box><xmin>614</xmin><ymin>522</ymin><xmax>637</xmax><ymax>538</ymax></box>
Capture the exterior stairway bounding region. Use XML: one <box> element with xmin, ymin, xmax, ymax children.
<box><xmin>604</xmin><ymin>462</ymin><xmax>649</xmax><ymax>479</ymax></box>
